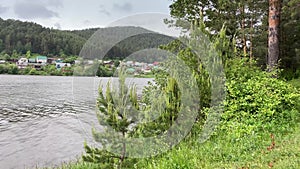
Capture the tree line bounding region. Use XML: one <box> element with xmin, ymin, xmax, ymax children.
<box><xmin>168</xmin><ymin>0</ymin><xmax>300</xmax><ymax>76</ymax></box>
<box><xmin>0</xmin><ymin>18</ymin><xmax>174</xmax><ymax>62</ymax></box>
<box><xmin>0</xmin><ymin>18</ymin><xmax>87</xmax><ymax>57</ymax></box>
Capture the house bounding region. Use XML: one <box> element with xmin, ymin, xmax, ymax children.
<box><xmin>36</xmin><ymin>56</ymin><xmax>47</xmax><ymax>64</ymax></box>
<box><xmin>85</xmin><ymin>60</ymin><xmax>94</xmax><ymax>65</ymax></box>
<box><xmin>153</xmin><ymin>62</ymin><xmax>160</xmax><ymax>66</ymax></box>
<box><xmin>55</xmin><ymin>59</ymin><xmax>63</xmax><ymax>63</ymax></box>
<box><xmin>16</xmin><ymin>58</ymin><xmax>28</xmax><ymax>69</ymax></box>
<box><xmin>103</xmin><ymin>60</ymin><xmax>113</xmax><ymax>64</ymax></box>
<box><xmin>142</xmin><ymin>66</ymin><xmax>152</xmax><ymax>74</ymax></box>
<box><xmin>126</xmin><ymin>68</ymin><xmax>136</xmax><ymax>74</ymax></box>
<box><xmin>74</xmin><ymin>60</ymin><xmax>81</xmax><ymax>65</ymax></box>
<box><xmin>126</xmin><ymin>61</ymin><xmax>134</xmax><ymax>67</ymax></box>
<box><xmin>56</xmin><ymin>62</ymin><xmax>71</xmax><ymax>69</ymax></box>
<box><xmin>28</xmin><ymin>57</ymin><xmax>36</xmax><ymax>63</ymax></box>
<box><xmin>134</xmin><ymin>62</ymin><xmax>144</xmax><ymax>67</ymax></box>
<box><xmin>47</xmin><ymin>58</ymin><xmax>56</xmax><ymax>64</ymax></box>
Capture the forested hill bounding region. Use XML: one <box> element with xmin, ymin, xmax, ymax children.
<box><xmin>69</xmin><ymin>28</ymin><xmax>99</xmax><ymax>40</ymax></box>
<box><xmin>0</xmin><ymin>18</ymin><xmax>88</xmax><ymax>56</ymax></box>
<box><xmin>0</xmin><ymin>18</ymin><xmax>174</xmax><ymax>60</ymax></box>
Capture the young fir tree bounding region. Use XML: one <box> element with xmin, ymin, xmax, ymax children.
<box><xmin>82</xmin><ymin>68</ymin><xmax>185</xmax><ymax>168</ymax></box>
<box><xmin>82</xmin><ymin>70</ymin><xmax>140</xmax><ymax>168</ymax></box>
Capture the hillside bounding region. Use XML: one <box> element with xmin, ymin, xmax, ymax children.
<box><xmin>80</xmin><ymin>26</ymin><xmax>175</xmax><ymax>62</ymax></box>
<box><xmin>0</xmin><ymin>18</ymin><xmax>174</xmax><ymax>61</ymax></box>
<box><xmin>0</xmin><ymin>18</ymin><xmax>87</xmax><ymax>56</ymax></box>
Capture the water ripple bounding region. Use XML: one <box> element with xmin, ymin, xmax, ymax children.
<box><xmin>0</xmin><ymin>75</ymin><xmax>151</xmax><ymax>169</ymax></box>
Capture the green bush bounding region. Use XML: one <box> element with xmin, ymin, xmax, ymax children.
<box><xmin>0</xmin><ymin>64</ymin><xmax>8</xmax><ymax>74</ymax></box>
<box><xmin>220</xmin><ymin>58</ymin><xmax>300</xmax><ymax>137</ymax></box>
<box><xmin>0</xmin><ymin>63</ymin><xmax>18</xmax><ymax>74</ymax></box>
<box><xmin>7</xmin><ymin>64</ymin><xmax>18</xmax><ymax>74</ymax></box>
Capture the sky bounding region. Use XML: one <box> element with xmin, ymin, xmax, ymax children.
<box><xmin>0</xmin><ymin>0</ymin><xmax>174</xmax><ymax>31</ymax></box>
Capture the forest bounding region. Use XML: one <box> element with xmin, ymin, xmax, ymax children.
<box><xmin>0</xmin><ymin>18</ymin><xmax>174</xmax><ymax>61</ymax></box>
<box><xmin>0</xmin><ymin>18</ymin><xmax>87</xmax><ymax>57</ymax></box>
<box><xmin>167</xmin><ymin>0</ymin><xmax>300</xmax><ymax>78</ymax></box>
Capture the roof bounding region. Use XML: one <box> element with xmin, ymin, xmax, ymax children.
<box><xmin>36</xmin><ymin>56</ymin><xmax>47</xmax><ymax>60</ymax></box>
<box><xmin>29</xmin><ymin>58</ymin><xmax>36</xmax><ymax>62</ymax></box>
<box><xmin>56</xmin><ymin>59</ymin><xmax>63</xmax><ymax>63</ymax></box>
<box><xmin>126</xmin><ymin>68</ymin><xmax>135</xmax><ymax>73</ymax></box>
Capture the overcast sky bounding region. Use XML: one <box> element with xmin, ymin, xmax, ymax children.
<box><xmin>0</xmin><ymin>0</ymin><xmax>174</xmax><ymax>31</ymax></box>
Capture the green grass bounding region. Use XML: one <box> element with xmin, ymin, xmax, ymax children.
<box><xmin>52</xmin><ymin>124</ymin><xmax>300</xmax><ymax>169</ymax></box>
<box><xmin>134</xmin><ymin>73</ymin><xmax>155</xmax><ymax>78</ymax></box>
<box><xmin>44</xmin><ymin>161</ymin><xmax>100</xmax><ymax>169</ymax></box>
<box><xmin>135</xmin><ymin>125</ymin><xmax>300</xmax><ymax>169</ymax></box>
<box><xmin>50</xmin><ymin>78</ymin><xmax>300</xmax><ymax>169</ymax></box>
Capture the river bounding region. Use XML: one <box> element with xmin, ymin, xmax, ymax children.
<box><xmin>0</xmin><ymin>75</ymin><xmax>152</xmax><ymax>169</ymax></box>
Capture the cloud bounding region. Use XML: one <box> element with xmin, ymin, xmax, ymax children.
<box><xmin>47</xmin><ymin>0</ymin><xmax>63</xmax><ymax>8</ymax></box>
<box><xmin>13</xmin><ymin>2</ymin><xmax>59</xmax><ymax>19</ymax></box>
<box><xmin>99</xmin><ymin>5</ymin><xmax>110</xmax><ymax>16</ymax></box>
<box><xmin>113</xmin><ymin>2</ymin><xmax>133</xmax><ymax>12</ymax></box>
<box><xmin>17</xmin><ymin>0</ymin><xmax>63</xmax><ymax>8</ymax></box>
<box><xmin>0</xmin><ymin>5</ymin><xmax>9</xmax><ymax>14</ymax></box>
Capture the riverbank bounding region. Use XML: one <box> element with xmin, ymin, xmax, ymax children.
<box><xmin>0</xmin><ymin>63</ymin><xmax>155</xmax><ymax>78</ymax></box>
<box><xmin>47</xmin><ymin>121</ymin><xmax>300</xmax><ymax>169</ymax></box>
<box><xmin>45</xmin><ymin>78</ymin><xmax>300</xmax><ymax>169</ymax></box>
<box><xmin>0</xmin><ymin>63</ymin><xmax>73</xmax><ymax>76</ymax></box>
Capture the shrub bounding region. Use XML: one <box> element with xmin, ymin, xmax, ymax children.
<box><xmin>7</xmin><ymin>64</ymin><xmax>18</xmax><ymax>74</ymax></box>
<box><xmin>219</xmin><ymin>58</ymin><xmax>300</xmax><ymax>137</ymax></box>
<box><xmin>0</xmin><ymin>64</ymin><xmax>18</xmax><ymax>74</ymax></box>
<box><xmin>0</xmin><ymin>64</ymin><xmax>8</xmax><ymax>74</ymax></box>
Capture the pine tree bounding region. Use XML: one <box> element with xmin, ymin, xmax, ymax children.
<box><xmin>268</xmin><ymin>0</ymin><xmax>282</xmax><ymax>71</ymax></box>
<box><xmin>168</xmin><ymin>0</ymin><xmax>268</xmax><ymax>60</ymax></box>
<box><xmin>82</xmin><ymin>70</ymin><xmax>139</xmax><ymax>168</ymax></box>
<box><xmin>82</xmin><ymin>69</ymin><xmax>188</xmax><ymax>168</ymax></box>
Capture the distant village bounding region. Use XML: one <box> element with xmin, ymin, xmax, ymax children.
<box><xmin>115</xmin><ymin>60</ymin><xmax>160</xmax><ymax>75</ymax></box>
<box><xmin>14</xmin><ymin>56</ymin><xmax>71</xmax><ymax>70</ymax></box>
<box><xmin>5</xmin><ymin>56</ymin><xmax>161</xmax><ymax>75</ymax></box>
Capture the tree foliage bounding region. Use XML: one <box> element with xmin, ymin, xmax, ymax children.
<box><xmin>0</xmin><ymin>18</ymin><xmax>173</xmax><ymax>61</ymax></box>
<box><xmin>168</xmin><ymin>0</ymin><xmax>300</xmax><ymax>74</ymax></box>
<box><xmin>221</xmin><ymin>58</ymin><xmax>300</xmax><ymax>137</ymax></box>
<box><xmin>280</xmin><ymin>0</ymin><xmax>300</xmax><ymax>71</ymax></box>
<box><xmin>83</xmin><ymin>69</ymin><xmax>184</xmax><ymax>168</ymax></box>
<box><xmin>0</xmin><ymin>18</ymin><xmax>86</xmax><ymax>56</ymax></box>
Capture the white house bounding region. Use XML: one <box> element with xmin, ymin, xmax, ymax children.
<box><xmin>16</xmin><ymin>58</ymin><xmax>28</xmax><ymax>69</ymax></box>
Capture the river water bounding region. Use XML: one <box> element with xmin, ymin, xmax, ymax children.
<box><xmin>0</xmin><ymin>75</ymin><xmax>151</xmax><ymax>169</ymax></box>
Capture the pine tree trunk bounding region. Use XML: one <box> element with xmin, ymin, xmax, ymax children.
<box><xmin>268</xmin><ymin>0</ymin><xmax>281</xmax><ymax>70</ymax></box>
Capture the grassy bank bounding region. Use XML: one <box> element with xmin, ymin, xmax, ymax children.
<box><xmin>136</xmin><ymin>125</ymin><xmax>300</xmax><ymax>169</ymax></box>
<box><xmin>48</xmin><ymin>77</ymin><xmax>300</xmax><ymax>169</ymax></box>
<box><xmin>51</xmin><ymin>123</ymin><xmax>300</xmax><ymax>169</ymax></box>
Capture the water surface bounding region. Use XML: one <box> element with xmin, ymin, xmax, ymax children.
<box><xmin>0</xmin><ymin>75</ymin><xmax>151</xmax><ymax>169</ymax></box>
